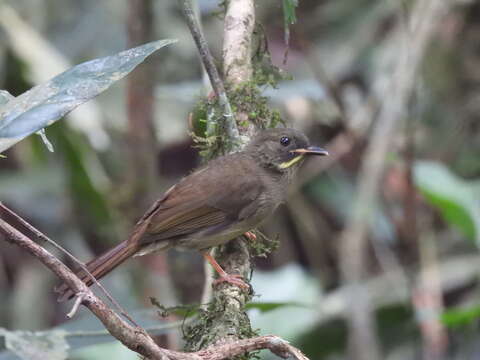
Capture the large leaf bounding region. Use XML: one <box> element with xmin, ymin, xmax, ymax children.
<box><xmin>0</xmin><ymin>39</ymin><xmax>177</xmax><ymax>153</ymax></box>
<box><xmin>414</xmin><ymin>161</ymin><xmax>480</xmax><ymax>244</ymax></box>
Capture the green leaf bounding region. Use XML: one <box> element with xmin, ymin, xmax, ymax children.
<box><xmin>0</xmin><ymin>39</ymin><xmax>177</xmax><ymax>153</ymax></box>
<box><xmin>54</xmin><ymin>124</ymin><xmax>113</xmax><ymax>232</ymax></box>
<box><xmin>283</xmin><ymin>0</ymin><xmax>298</xmax><ymax>25</ymax></box>
<box><xmin>414</xmin><ymin>161</ymin><xmax>480</xmax><ymax>244</ymax></box>
<box><xmin>246</xmin><ymin>301</ymin><xmax>309</xmax><ymax>313</ymax></box>
<box><xmin>441</xmin><ymin>305</ymin><xmax>480</xmax><ymax>328</ymax></box>
<box><xmin>282</xmin><ymin>0</ymin><xmax>298</xmax><ymax>53</ymax></box>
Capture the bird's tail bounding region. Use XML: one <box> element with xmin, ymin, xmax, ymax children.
<box><xmin>54</xmin><ymin>241</ymin><xmax>138</xmax><ymax>302</ymax></box>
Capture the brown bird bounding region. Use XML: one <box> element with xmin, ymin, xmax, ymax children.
<box><xmin>55</xmin><ymin>128</ymin><xmax>328</xmax><ymax>301</ymax></box>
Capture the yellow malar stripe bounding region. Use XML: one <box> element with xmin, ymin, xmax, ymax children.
<box><xmin>279</xmin><ymin>155</ymin><xmax>305</xmax><ymax>169</ymax></box>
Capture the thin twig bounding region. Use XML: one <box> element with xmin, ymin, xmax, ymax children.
<box><xmin>177</xmin><ymin>0</ymin><xmax>239</xmax><ymax>144</ymax></box>
<box><xmin>65</xmin><ymin>320</ymin><xmax>190</xmax><ymax>338</ymax></box>
<box><xmin>0</xmin><ymin>202</ymin><xmax>138</xmax><ymax>327</ymax></box>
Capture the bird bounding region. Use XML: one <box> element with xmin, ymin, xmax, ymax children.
<box><xmin>55</xmin><ymin>128</ymin><xmax>328</xmax><ymax>301</ymax></box>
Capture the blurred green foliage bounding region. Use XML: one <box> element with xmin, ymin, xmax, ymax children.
<box><xmin>414</xmin><ymin>161</ymin><xmax>480</xmax><ymax>244</ymax></box>
<box><xmin>442</xmin><ymin>305</ymin><xmax>480</xmax><ymax>328</ymax></box>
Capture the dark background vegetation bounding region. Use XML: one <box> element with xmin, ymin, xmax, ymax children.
<box><xmin>1</xmin><ymin>0</ymin><xmax>479</xmax><ymax>359</ymax></box>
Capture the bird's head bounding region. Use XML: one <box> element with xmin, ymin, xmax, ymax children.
<box><xmin>245</xmin><ymin>128</ymin><xmax>328</xmax><ymax>174</ymax></box>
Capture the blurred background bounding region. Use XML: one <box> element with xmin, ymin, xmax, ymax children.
<box><xmin>1</xmin><ymin>0</ymin><xmax>479</xmax><ymax>359</ymax></box>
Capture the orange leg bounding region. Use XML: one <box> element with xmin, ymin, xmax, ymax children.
<box><xmin>207</xmin><ymin>90</ymin><xmax>216</xmax><ymax>101</ymax></box>
<box><xmin>202</xmin><ymin>252</ymin><xmax>249</xmax><ymax>289</ymax></box>
<box><xmin>244</xmin><ymin>231</ymin><xmax>257</xmax><ymax>241</ymax></box>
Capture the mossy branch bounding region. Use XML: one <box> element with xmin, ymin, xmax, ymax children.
<box><xmin>0</xmin><ymin>207</ymin><xmax>309</xmax><ymax>360</ymax></box>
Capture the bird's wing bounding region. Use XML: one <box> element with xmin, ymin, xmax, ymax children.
<box><xmin>140</xmin><ymin>155</ymin><xmax>264</xmax><ymax>243</ymax></box>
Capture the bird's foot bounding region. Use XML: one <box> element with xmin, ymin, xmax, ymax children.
<box><xmin>244</xmin><ymin>231</ymin><xmax>257</xmax><ymax>241</ymax></box>
<box><xmin>213</xmin><ymin>273</ymin><xmax>249</xmax><ymax>289</ymax></box>
<box><xmin>202</xmin><ymin>251</ymin><xmax>249</xmax><ymax>289</ymax></box>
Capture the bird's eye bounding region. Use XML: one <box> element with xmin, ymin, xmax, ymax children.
<box><xmin>280</xmin><ymin>136</ymin><xmax>291</xmax><ymax>146</ymax></box>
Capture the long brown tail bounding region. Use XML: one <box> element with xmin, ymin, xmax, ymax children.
<box><xmin>55</xmin><ymin>241</ymin><xmax>138</xmax><ymax>302</ymax></box>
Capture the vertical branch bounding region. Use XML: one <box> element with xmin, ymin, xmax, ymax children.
<box><xmin>205</xmin><ymin>0</ymin><xmax>257</xmax><ymax>347</ymax></box>
<box><xmin>414</xmin><ymin>219</ymin><xmax>448</xmax><ymax>360</ymax></box>
<box><xmin>210</xmin><ymin>0</ymin><xmax>255</xmax><ymax>344</ymax></box>
<box><xmin>222</xmin><ymin>0</ymin><xmax>257</xmax><ymax>142</ymax></box>
<box><xmin>179</xmin><ymin>0</ymin><xmax>259</xmax><ymax>353</ymax></box>
<box><xmin>126</xmin><ymin>0</ymin><xmax>157</xmax><ymax>213</ymax></box>
<box><xmin>338</xmin><ymin>1</ymin><xmax>449</xmax><ymax>360</ymax></box>
<box><xmin>222</xmin><ymin>0</ymin><xmax>255</xmax><ymax>86</ymax></box>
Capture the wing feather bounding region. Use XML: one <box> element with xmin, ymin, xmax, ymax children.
<box><xmin>150</xmin><ymin>209</ymin><xmax>227</xmax><ymax>240</ymax></box>
<box><xmin>139</xmin><ymin>154</ymin><xmax>264</xmax><ymax>245</ymax></box>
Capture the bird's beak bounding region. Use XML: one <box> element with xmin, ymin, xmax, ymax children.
<box><xmin>279</xmin><ymin>146</ymin><xmax>329</xmax><ymax>169</ymax></box>
<box><xmin>291</xmin><ymin>146</ymin><xmax>329</xmax><ymax>156</ymax></box>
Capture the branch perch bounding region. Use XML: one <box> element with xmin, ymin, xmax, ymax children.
<box><xmin>0</xmin><ymin>215</ymin><xmax>308</xmax><ymax>360</ymax></box>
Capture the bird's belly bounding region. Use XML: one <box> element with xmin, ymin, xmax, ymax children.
<box><xmin>175</xmin><ymin>223</ymin><xmax>250</xmax><ymax>251</ymax></box>
<box><xmin>135</xmin><ymin>224</ymin><xmax>251</xmax><ymax>256</ymax></box>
